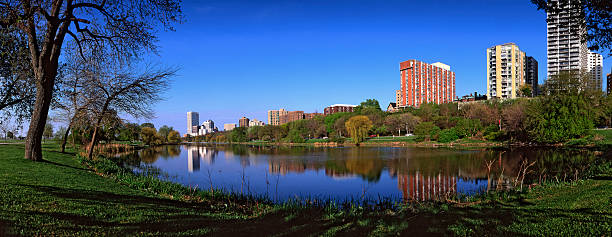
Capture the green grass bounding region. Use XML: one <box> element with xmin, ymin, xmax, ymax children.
<box><xmin>1</xmin><ymin>143</ymin><xmax>610</xmax><ymax>236</ymax></box>
<box><xmin>364</xmin><ymin>136</ymin><xmax>417</xmax><ymax>143</ymax></box>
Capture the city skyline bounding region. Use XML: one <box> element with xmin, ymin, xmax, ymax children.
<box><xmin>136</xmin><ymin>0</ymin><xmax>609</xmax><ymax>132</ymax></box>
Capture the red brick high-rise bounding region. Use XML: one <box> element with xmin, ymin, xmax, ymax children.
<box><xmin>399</xmin><ymin>60</ymin><xmax>455</xmax><ymax>108</ymax></box>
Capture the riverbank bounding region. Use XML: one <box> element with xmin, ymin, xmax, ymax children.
<box><xmin>1</xmin><ymin>143</ymin><xmax>610</xmax><ymax>235</ymax></box>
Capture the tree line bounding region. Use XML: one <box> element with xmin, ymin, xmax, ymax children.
<box><xmin>194</xmin><ymin>72</ymin><xmax>611</xmax><ymax>145</ymax></box>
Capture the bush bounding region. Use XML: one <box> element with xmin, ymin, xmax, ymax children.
<box><xmin>454</xmin><ymin>118</ymin><xmax>482</xmax><ymax>138</ymax></box>
<box><xmin>437</xmin><ymin>128</ymin><xmax>459</xmax><ymax>143</ymax></box>
<box><xmin>329</xmin><ymin>135</ymin><xmax>346</xmax><ymax>144</ymax></box>
<box><xmin>414</xmin><ymin>122</ymin><xmax>440</xmax><ymax>141</ymax></box>
<box><xmin>287</xmin><ymin>129</ymin><xmax>305</xmax><ymax>143</ymax></box>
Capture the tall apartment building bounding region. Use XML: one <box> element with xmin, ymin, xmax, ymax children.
<box><xmin>186</xmin><ymin>112</ymin><xmax>199</xmax><ymax>136</ymax></box>
<box><xmin>268</xmin><ymin>109</ymin><xmax>288</xmax><ymax>126</ymax></box>
<box><xmin>486</xmin><ymin>43</ymin><xmax>527</xmax><ymax>99</ymax></box>
<box><xmin>239</xmin><ymin>117</ymin><xmax>250</xmax><ymax>127</ymax></box>
<box><xmin>526</xmin><ymin>56</ymin><xmax>539</xmax><ymax>96</ymax></box>
<box><xmin>546</xmin><ymin>0</ymin><xmax>588</xmax><ymax>78</ymax></box>
<box><xmin>324</xmin><ymin>104</ymin><xmax>356</xmax><ymax>115</ymax></box>
<box><xmin>587</xmin><ymin>52</ymin><xmax>603</xmax><ymax>91</ymax></box>
<box><xmin>398</xmin><ymin>60</ymin><xmax>455</xmax><ymax>108</ymax></box>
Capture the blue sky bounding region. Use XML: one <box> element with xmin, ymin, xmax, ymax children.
<box><xmin>143</xmin><ymin>0</ymin><xmax>610</xmax><ymax>133</ymax></box>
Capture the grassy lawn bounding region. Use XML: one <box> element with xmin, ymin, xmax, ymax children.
<box><xmin>1</xmin><ymin>143</ymin><xmax>610</xmax><ymax>235</ymax></box>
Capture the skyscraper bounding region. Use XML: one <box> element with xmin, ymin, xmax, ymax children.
<box><xmin>398</xmin><ymin>60</ymin><xmax>455</xmax><ymax>108</ymax></box>
<box><xmin>186</xmin><ymin>112</ymin><xmax>199</xmax><ymax>136</ymax></box>
<box><xmin>526</xmin><ymin>56</ymin><xmax>539</xmax><ymax>96</ymax></box>
<box><xmin>487</xmin><ymin>43</ymin><xmax>526</xmax><ymax>100</ymax></box>
<box><xmin>546</xmin><ymin>0</ymin><xmax>588</xmax><ymax>78</ymax></box>
<box><xmin>587</xmin><ymin>51</ymin><xmax>603</xmax><ymax>91</ymax></box>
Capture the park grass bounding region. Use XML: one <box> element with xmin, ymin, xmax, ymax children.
<box><xmin>1</xmin><ymin>143</ymin><xmax>611</xmax><ymax>236</ymax></box>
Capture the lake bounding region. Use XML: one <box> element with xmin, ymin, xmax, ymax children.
<box><xmin>120</xmin><ymin>144</ymin><xmax>598</xmax><ymax>203</ymax></box>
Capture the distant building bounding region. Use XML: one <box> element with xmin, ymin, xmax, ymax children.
<box><xmin>280</xmin><ymin>111</ymin><xmax>304</xmax><ymax>125</ymax></box>
<box><xmin>198</xmin><ymin>120</ymin><xmax>215</xmax><ymax>135</ymax></box>
<box><xmin>224</xmin><ymin>124</ymin><xmax>237</xmax><ymax>131</ymax></box>
<box><xmin>486</xmin><ymin>43</ymin><xmax>527</xmax><ymax>100</ymax></box>
<box><xmin>456</xmin><ymin>92</ymin><xmax>488</xmax><ymax>110</ymax></box>
<box><xmin>387</xmin><ymin>102</ymin><xmax>398</xmax><ymax>113</ymax></box>
<box><xmin>248</xmin><ymin>119</ymin><xmax>265</xmax><ymax>127</ymax></box>
<box><xmin>268</xmin><ymin>109</ymin><xmax>288</xmax><ymax>126</ymax></box>
<box><xmin>324</xmin><ymin>104</ymin><xmax>356</xmax><ymax>115</ymax></box>
<box><xmin>304</xmin><ymin>112</ymin><xmax>322</xmax><ymax>120</ymax></box>
<box><xmin>398</xmin><ymin>60</ymin><xmax>455</xmax><ymax>108</ymax></box>
<box><xmin>187</xmin><ymin>112</ymin><xmax>199</xmax><ymax>136</ymax></box>
<box><xmin>587</xmin><ymin>52</ymin><xmax>603</xmax><ymax>91</ymax></box>
<box><xmin>395</xmin><ymin>90</ymin><xmax>401</xmax><ymax>106</ymax></box>
<box><xmin>526</xmin><ymin>56</ymin><xmax>539</xmax><ymax>96</ymax></box>
<box><xmin>239</xmin><ymin>117</ymin><xmax>250</xmax><ymax>127</ymax></box>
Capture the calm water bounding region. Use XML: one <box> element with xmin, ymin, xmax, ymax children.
<box><xmin>120</xmin><ymin>144</ymin><xmax>598</xmax><ymax>202</ymax></box>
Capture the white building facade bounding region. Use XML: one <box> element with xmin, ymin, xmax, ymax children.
<box><xmin>546</xmin><ymin>0</ymin><xmax>588</xmax><ymax>78</ymax></box>
<box><xmin>248</xmin><ymin>119</ymin><xmax>265</xmax><ymax>127</ymax></box>
<box><xmin>587</xmin><ymin>51</ymin><xmax>603</xmax><ymax>91</ymax></box>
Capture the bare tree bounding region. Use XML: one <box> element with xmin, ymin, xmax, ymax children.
<box><xmin>0</xmin><ymin>0</ymin><xmax>183</xmax><ymax>161</ymax></box>
<box><xmin>83</xmin><ymin>60</ymin><xmax>175</xmax><ymax>159</ymax></box>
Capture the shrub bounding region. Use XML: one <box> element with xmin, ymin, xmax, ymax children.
<box><xmin>454</xmin><ymin>118</ymin><xmax>482</xmax><ymax>138</ymax></box>
<box><xmin>437</xmin><ymin>128</ymin><xmax>459</xmax><ymax>143</ymax></box>
<box><xmin>287</xmin><ymin>129</ymin><xmax>305</xmax><ymax>143</ymax></box>
<box><xmin>414</xmin><ymin>122</ymin><xmax>440</xmax><ymax>141</ymax></box>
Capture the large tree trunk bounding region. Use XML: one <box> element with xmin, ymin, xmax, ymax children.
<box><xmin>60</xmin><ymin>123</ymin><xmax>72</xmax><ymax>153</ymax></box>
<box><xmin>24</xmin><ymin>72</ymin><xmax>56</xmax><ymax>161</ymax></box>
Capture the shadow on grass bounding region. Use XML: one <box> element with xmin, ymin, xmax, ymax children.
<box><xmin>41</xmin><ymin>159</ymin><xmax>89</xmax><ymax>172</ymax></box>
<box><xmin>9</xmin><ymin>184</ymin><xmax>608</xmax><ymax>236</ymax></box>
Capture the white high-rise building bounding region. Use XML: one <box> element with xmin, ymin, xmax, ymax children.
<box><xmin>198</xmin><ymin>120</ymin><xmax>215</xmax><ymax>135</ymax></box>
<box><xmin>546</xmin><ymin>0</ymin><xmax>588</xmax><ymax>78</ymax></box>
<box><xmin>587</xmin><ymin>51</ymin><xmax>603</xmax><ymax>91</ymax></box>
<box><xmin>187</xmin><ymin>112</ymin><xmax>199</xmax><ymax>136</ymax></box>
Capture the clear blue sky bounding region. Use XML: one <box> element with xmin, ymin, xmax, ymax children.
<box><xmin>144</xmin><ymin>0</ymin><xmax>610</xmax><ymax>133</ymax></box>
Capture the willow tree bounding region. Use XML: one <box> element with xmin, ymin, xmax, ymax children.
<box><xmin>0</xmin><ymin>0</ymin><xmax>182</xmax><ymax>161</ymax></box>
<box><xmin>345</xmin><ymin>115</ymin><xmax>372</xmax><ymax>145</ymax></box>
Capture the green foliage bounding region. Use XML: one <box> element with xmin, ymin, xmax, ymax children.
<box><xmin>454</xmin><ymin>119</ymin><xmax>482</xmax><ymax>138</ymax></box>
<box><xmin>167</xmin><ymin>131</ymin><xmax>181</xmax><ymax>144</ymax></box>
<box><xmin>437</xmin><ymin>128</ymin><xmax>459</xmax><ymax>143</ymax></box>
<box><xmin>526</xmin><ymin>95</ymin><xmax>594</xmax><ymax>143</ymax></box>
<box><xmin>228</xmin><ymin>127</ymin><xmax>248</xmax><ymax>142</ymax></box>
<box><xmin>345</xmin><ymin>115</ymin><xmax>373</xmax><ymax>144</ymax></box>
<box><xmin>414</xmin><ymin>122</ymin><xmax>440</xmax><ymax>140</ymax></box>
<box><xmin>141</xmin><ymin>127</ymin><xmax>160</xmax><ymax>145</ymax></box>
<box><xmin>158</xmin><ymin>125</ymin><xmax>173</xmax><ymax>142</ymax></box>
<box><xmin>287</xmin><ymin>129</ymin><xmax>305</xmax><ymax>143</ymax></box>
<box><xmin>140</xmin><ymin>123</ymin><xmax>155</xmax><ymax>129</ymax></box>
<box><xmin>355</xmin><ymin>99</ymin><xmax>381</xmax><ymax>113</ymax></box>
<box><xmin>483</xmin><ymin>125</ymin><xmax>503</xmax><ymax>141</ymax></box>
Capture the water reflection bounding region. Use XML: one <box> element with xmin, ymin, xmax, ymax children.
<box><xmin>187</xmin><ymin>147</ymin><xmax>219</xmax><ymax>172</ymax></box>
<box><xmin>125</xmin><ymin>144</ymin><xmax>601</xmax><ymax>202</ymax></box>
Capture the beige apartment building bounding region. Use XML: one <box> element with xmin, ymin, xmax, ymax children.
<box><xmin>267</xmin><ymin>109</ymin><xmax>288</xmax><ymax>126</ymax></box>
<box><xmin>486</xmin><ymin>43</ymin><xmax>526</xmax><ymax>99</ymax></box>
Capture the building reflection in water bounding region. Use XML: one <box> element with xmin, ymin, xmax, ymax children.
<box><xmin>187</xmin><ymin>146</ymin><xmax>218</xmax><ymax>172</ymax></box>
<box><xmin>397</xmin><ymin>172</ymin><xmax>457</xmax><ymax>202</ymax></box>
